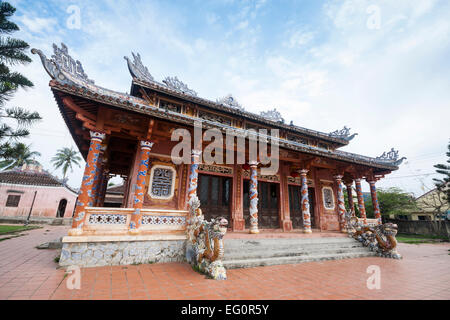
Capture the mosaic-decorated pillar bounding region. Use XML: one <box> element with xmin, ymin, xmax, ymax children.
<box><xmin>249</xmin><ymin>161</ymin><xmax>259</xmax><ymax>234</ymax></box>
<box><xmin>368</xmin><ymin>180</ymin><xmax>382</xmax><ymax>225</ymax></box>
<box><xmin>345</xmin><ymin>181</ymin><xmax>355</xmax><ymax>215</ymax></box>
<box><xmin>355</xmin><ymin>178</ymin><xmax>367</xmax><ymax>224</ymax></box>
<box><xmin>187</xmin><ymin>150</ymin><xmax>202</xmax><ymax>205</ymax></box>
<box><xmin>300</xmin><ymin>169</ymin><xmax>312</xmax><ymax>234</ymax></box>
<box><xmin>69</xmin><ymin>131</ymin><xmax>105</xmax><ymax>236</ymax></box>
<box><xmin>128</xmin><ymin>141</ymin><xmax>154</xmax><ymax>234</ymax></box>
<box><xmin>334</xmin><ymin>175</ymin><xmax>346</xmax><ymax>232</ymax></box>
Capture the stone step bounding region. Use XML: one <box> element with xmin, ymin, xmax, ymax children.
<box><xmin>223</xmin><ymin>237</ymin><xmax>355</xmax><ymax>248</ymax></box>
<box><xmin>224</xmin><ymin>247</ymin><xmax>370</xmax><ymax>260</ymax></box>
<box><xmin>224</xmin><ymin>241</ymin><xmax>363</xmax><ymax>254</ymax></box>
<box><xmin>223</xmin><ymin>251</ymin><xmax>376</xmax><ymax>269</ymax></box>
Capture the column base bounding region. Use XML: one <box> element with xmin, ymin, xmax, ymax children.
<box><xmin>303</xmin><ymin>228</ymin><xmax>312</xmax><ymax>234</ymax></box>
<box><xmin>282</xmin><ymin>219</ymin><xmax>293</xmax><ymax>232</ymax></box>
<box><xmin>249</xmin><ymin>228</ymin><xmax>260</xmax><ymax>234</ymax></box>
<box><xmin>128</xmin><ymin>228</ymin><xmax>141</xmax><ymax>235</ymax></box>
<box><xmin>68</xmin><ymin>228</ymin><xmax>83</xmax><ymax>236</ymax></box>
<box><xmin>231</xmin><ymin>218</ymin><xmax>245</xmax><ymax>231</ymax></box>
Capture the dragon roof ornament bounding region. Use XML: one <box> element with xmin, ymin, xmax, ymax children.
<box><xmin>376</xmin><ymin>148</ymin><xmax>406</xmax><ymax>166</ymax></box>
<box><xmin>216</xmin><ymin>94</ymin><xmax>244</xmax><ymax>111</ymax></box>
<box><xmin>31</xmin><ymin>43</ymin><xmax>94</xmax><ymax>85</ymax></box>
<box><xmin>124</xmin><ymin>52</ymin><xmax>154</xmax><ymax>83</ymax></box>
<box><xmin>329</xmin><ymin>126</ymin><xmax>358</xmax><ymax>141</ymax></box>
<box><xmin>162</xmin><ymin>76</ymin><xmax>197</xmax><ymax>96</ymax></box>
<box><xmin>260</xmin><ymin>108</ymin><xmax>285</xmax><ymax>123</ymax></box>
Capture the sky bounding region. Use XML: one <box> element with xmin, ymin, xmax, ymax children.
<box><xmin>4</xmin><ymin>0</ymin><xmax>450</xmax><ymax>196</ymax></box>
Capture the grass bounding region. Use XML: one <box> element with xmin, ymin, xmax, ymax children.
<box><xmin>396</xmin><ymin>233</ymin><xmax>448</xmax><ymax>244</ymax></box>
<box><xmin>0</xmin><ymin>225</ymin><xmax>41</xmax><ymax>235</ymax></box>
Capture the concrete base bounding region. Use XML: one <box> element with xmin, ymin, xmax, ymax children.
<box><xmin>0</xmin><ymin>215</ymin><xmax>72</xmax><ymax>225</ymax></box>
<box><xmin>59</xmin><ymin>235</ymin><xmax>187</xmax><ymax>267</ymax></box>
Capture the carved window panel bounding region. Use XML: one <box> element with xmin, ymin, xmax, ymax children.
<box><xmin>149</xmin><ymin>165</ymin><xmax>176</xmax><ymax>200</ymax></box>
<box><xmin>322</xmin><ymin>187</ymin><xmax>335</xmax><ymax>210</ymax></box>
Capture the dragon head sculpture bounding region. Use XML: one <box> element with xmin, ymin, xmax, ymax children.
<box><xmin>210</xmin><ymin>216</ymin><xmax>229</xmax><ymax>239</ymax></box>
<box><xmin>378</xmin><ymin>222</ymin><xmax>398</xmax><ymax>237</ymax></box>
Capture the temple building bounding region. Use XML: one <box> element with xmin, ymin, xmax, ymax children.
<box><xmin>32</xmin><ymin>43</ymin><xmax>405</xmax><ymax>267</ymax></box>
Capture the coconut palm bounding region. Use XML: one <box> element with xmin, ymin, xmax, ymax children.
<box><xmin>51</xmin><ymin>147</ymin><xmax>82</xmax><ymax>179</ymax></box>
<box><xmin>0</xmin><ymin>142</ymin><xmax>41</xmax><ymax>169</ymax></box>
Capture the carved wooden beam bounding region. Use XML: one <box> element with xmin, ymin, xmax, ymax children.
<box><xmin>62</xmin><ymin>96</ymin><xmax>96</xmax><ymax>122</ymax></box>
<box><xmin>146</xmin><ymin>119</ymin><xmax>155</xmax><ymax>140</ymax></box>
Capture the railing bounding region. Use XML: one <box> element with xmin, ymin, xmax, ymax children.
<box><xmin>82</xmin><ymin>207</ymin><xmax>188</xmax><ymax>236</ymax></box>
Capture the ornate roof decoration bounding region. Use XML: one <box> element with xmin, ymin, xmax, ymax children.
<box><xmin>216</xmin><ymin>94</ymin><xmax>244</xmax><ymax>111</ymax></box>
<box><xmin>260</xmin><ymin>108</ymin><xmax>285</xmax><ymax>123</ymax></box>
<box><xmin>162</xmin><ymin>76</ymin><xmax>197</xmax><ymax>96</ymax></box>
<box><xmin>376</xmin><ymin>148</ymin><xmax>406</xmax><ymax>166</ymax></box>
<box><xmin>329</xmin><ymin>126</ymin><xmax>358</xmax><ymax>141</ymax></box>
<box><xmin>31</xmin><ymin>43</ymin><xmax>94</xmax><ymax>85</ymax></box>
<box><xmin>124</xmin><ymin>52</ymin><xmax>154</xmax><ymax>83</ymax></box>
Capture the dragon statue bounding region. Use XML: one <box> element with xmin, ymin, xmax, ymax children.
<box><xmin>186</xmin><ymin>196</ymin><xmax>228</xmax><ymax>280</ymax></box>
<box><xmin>344</xmin><ymin>211</ymin><xmax>402</xmax><ymax>259</ymax></box>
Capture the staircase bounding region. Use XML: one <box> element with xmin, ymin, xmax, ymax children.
<box><xmin>222</xmin><ymin>237</ymin><xmax>376</xmax><ymax>269</ymax></box>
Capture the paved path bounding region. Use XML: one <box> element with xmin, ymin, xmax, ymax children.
<box><xmin>0</xmin><ymin>225</ymin><xmax>449</xmax><ymax>300</ymax></box>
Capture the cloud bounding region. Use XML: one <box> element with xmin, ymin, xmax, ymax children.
<box><xmin>17</xmin><ymin>15</ymin><xmax>58</xmax><ymax>34</ymax></box>
<box><xmin>7</xmin><ymin>0</ymin><xmax>450</xmax><ymax>196</ymax></box>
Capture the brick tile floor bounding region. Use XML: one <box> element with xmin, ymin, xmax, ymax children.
<box><xmin>0</xmin><ymin>224</ymin><xmax>449</xmax><ymax>300</ymax></box>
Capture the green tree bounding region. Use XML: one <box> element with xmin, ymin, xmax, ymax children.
<box><xmin>51</xmin><ymin>147</ymin><xmax>82</xmax><ymax>179</ymax></box>
<box><xmin>0</xmin><ymin>142</ymin><xmax>41</xmax><ymax>169</ymax></box>
<box><xmin>366</xmin><ymin>187</ymin><xmax>416</xmax><ymax>217</ymax></box>
<box><xmin>0</xmin><ymin>2</ymin><xmax>41</xmax><ymax>158</ymax></box>
<box><xmin>432</xmin><ymin>140</ymin><xmax>450</xmax><ymax>202</ymax></box>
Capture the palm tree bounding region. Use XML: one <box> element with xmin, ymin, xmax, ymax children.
<box><xmin>51</xmin><ymin>147</ymin><xmax>82</xmax><ymax>180</ymax></box>
<box><xmin>0</xmin><ymin>142</ymin><xmax>41</xmax><ymax>169</ymax></box>
<box><xmin>0</xmin><ymin>2</ymin><xmax>41</xmax><ymax>157</ymax></box>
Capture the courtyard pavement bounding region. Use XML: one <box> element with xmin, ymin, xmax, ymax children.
<box><xmin>0</xmin><ymin>225</ymin><xmax>449</xmax><ymax>300</ymax></box>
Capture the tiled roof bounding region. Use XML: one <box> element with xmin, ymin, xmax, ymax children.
<box><xmin>32</xmin><ymin>43</ymin><xmax>404</xmax><ymax>172</ymax></box>
<box><xmin>0</xmin><ymin>168</ymin><xmax>78</xmax><ymax>194</ymax></box>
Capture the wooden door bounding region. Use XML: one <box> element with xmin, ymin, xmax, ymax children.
<box><xmin>198</xmin><ymin>174</ymin><xmax>232</xmax><ymax>222</ymax></box>
<box><xmin>243</xmin><ymin>180</ymin><xmax>280</xmax><ymax>229</ymax></box>
<box><xmin>288</xmin><ymin>185</ymin><xmax>316</xmax><ymax>229</ymax></box>
<box><xmin>289</xmin><ymin>185</ymin><xmax>303</xmax><ymax>228</ymax></box>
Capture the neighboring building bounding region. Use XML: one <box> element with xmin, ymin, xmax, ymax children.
<box><xmin>32</xmin><ymin>43</ymin><xmax>405</xmax><ymax>236</ymax></box>
<box><xmin>0</xmin><ymin>164</ymin><xmax>78</xmax><ymax>218</ymax></box>
<box><xmin>412</xmin><ymin>187</ymin><xmax>449</xmax><ymax>221</ymax></box>
<box><xmin>389</xmin><ymin>187</ymin><xmax>449</xmax><ymax>221</ymax></box>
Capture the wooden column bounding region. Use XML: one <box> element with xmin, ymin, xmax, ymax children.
<box><xmin>92</xmin><ymin>146</ymin><xmax>106</xmax><ymax>207</ymax></box>
<box><xmin>334</xmin><ymin>175</ymin><xmax>346</xmax><ymax>232</ymax></box>
<box><xmin>97</xmin><ymin>171</ymin><xmax>110</xmax><ymax>207</ymax></box>
<box><xmin>368</xmin><ymin>180</ymin><xmax>382</xmax><ymax>225</ymax></box>
<box><xmin>249</xmin><ymin>161</ymin><xmax>259</xmax><ymax>234</ymax></box>
<box><xmin>69</xmin><ymin>131</ymin><xmax>105</xmax><ymax>236</ymax></box>
<box><xmin>128</xmin><ymin>141</ymin><xmax>154</xmax><ymax>234</ymax></box>
<box><xmin>300</xmin><ymin>169</ymin><xmax>312</xmax><ymax>233</ymax></box>
<box><xmin>232</xmin><ymin>163</ymin><xmax>245</xmax><ymax>231</ymax></box>
<box><xmin>280</xmin><ymin>164</ymin><xmax>292</xmax><ymax>231</ymax></box>
<box><xmin>355</xmin><ymin>178</ymin><xmax>367</xmax><ymax>224</ymax></box>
